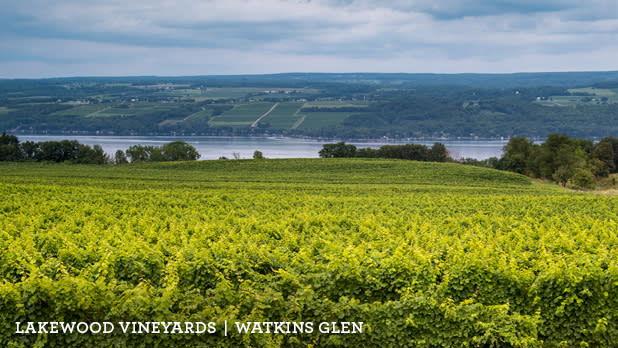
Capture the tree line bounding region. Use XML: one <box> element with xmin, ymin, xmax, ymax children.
<box><xmin>319</xmin><ymin>141</ymin><xmax>450</xmax><ymax>162</ymax></box>
<box><xmin>463</xmin><ymin>134</ymin><xmax>618</xmax><ymax>189</ymax></box>
<box><xmin>121</xmin><ymin>142</ymin><xmax>200</xmax><ymax>163</ymax></box>
<box><xmin>319</xmin><ymin>135</ymin><xmax>618</xmax><ymax>190</ymax></box>
<box><xmin>0</xmin><ymin>133</ymin><xmax>200</xmax><ymax>164</ymax></box>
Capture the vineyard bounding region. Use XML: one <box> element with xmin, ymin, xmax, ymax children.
<box><xmin>1</xmin><ymin>159</ymin><xmax>618</xmax><ymax>347</ymax></box>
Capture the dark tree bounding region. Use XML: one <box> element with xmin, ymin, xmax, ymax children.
<box><xmin>501</xmin><ymin>136</ymin><xmax>535</xmax><ymax>174</ymax></box>
<box><xmin>0</xmin><ymin>132</ymin><xmax>19</xmax><ymax>146</ymax></box>
<box><xmin>126</xmin><ymin>142</ymin><xmax>200</xmax><ymax>162</ymax></box>
<box><xmin>253</xmin><ymin>150</ymin><xmax>264</xmax><ymax>159</ymax></box>
<box><xmin>126</xmin><ymin>145</ymin><xmax>157</xmax><ymax>162</ymax></box>
<box><xmin>591</xmin><ymin>141</ymin><xmax>615</xmax><ymax>176</ymax></box>
<box><xmin>0</xmin><ymin>132</ymin><xmax>22</xmax><ymax>161</ymax></box>
<box><xmin>161</xmin><ymin>141</ymin><xmax>200</xmax><ymax>161</ymax></box>
<box><xmin>319</xmin><ymin>142</ymin><xmax>357</xmax><ymax>158</ymax></box>
<box><xmin>530</xmin><ymin>134</ymin><xmax>585</xmax><ymax>179</ymax></box>
<box><xmin>428</xmin><ymin>142</ymin><xmax>450</xmax><ymax>162</ymax></box>
<box><xmin>115</xmin><ymin>150</ymin><xmax>129</xmax><ymax>164</ymax></box>
<box><xmin>75</xmin><ymin>144</ymin><xmax>109</xmax><ymax>164</ymax></box>
<box><xmin>599</xmin><ymin>136</ymin><xmax>618</xmax><ymax>173</ymax></box>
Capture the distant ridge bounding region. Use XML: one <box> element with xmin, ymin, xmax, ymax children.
<box><xmin>3</xmin><ymin>72</ymin><xmax>618</xmax><ymax>138</ymax></box>
<box><xmin>5</xmin><ymin>71</ymin><xmax>618</xmax><ymax>88</ymax></box>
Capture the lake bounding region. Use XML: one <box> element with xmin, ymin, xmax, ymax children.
<box><xmin>18</xmin><ymin>135</ymin><xmax>509</xmax><ymax>160</ymax></box>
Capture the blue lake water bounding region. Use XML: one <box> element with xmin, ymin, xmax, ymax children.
<box><xmin>18</xmin><ymin>135</ymin><xmax>509</xmax><ymax>160</ymax></box>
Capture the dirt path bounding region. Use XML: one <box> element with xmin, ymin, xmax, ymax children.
<box><xmin>251</xmin><ymin>102</ymin><xmax>279</xmax><ymax>128</ymax></box>
<box><xmin>289</xmin><ymin>106</ymin><xmax>306</xmax><ymax>129</ymax></box>
<box><xmin>85</xmin><ymin>106</ymin><xmax>111</xmax><ymax>117</ymax></box>
<box><xmin>291</xmin><ymin>115</ymin><xmax>306</xmax><ymax>129</ymax></box>
<box><xmin>182</xmin><ymin>107</ymin><xmax>206</xmax><ymax>121</ymax></box>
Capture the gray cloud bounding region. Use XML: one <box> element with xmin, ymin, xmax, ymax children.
<box><xmin>1</xmin><ymin>0</ymin><xmax>617</xmax><ymax>77</ymax></box>
<box><xmin>329</xmin><ymin>0</ymin><xmax>616</xmax><ymax>20</ymax></box>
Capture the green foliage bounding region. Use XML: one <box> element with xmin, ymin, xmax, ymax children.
<box><xmin>161</xmin><ymin>141</ymin><xmax>201</xmax><ymax>161</ymax></box>
<box><xmin>253</xmin><ymin>150</ymin><xmax>264</xmax><ymax>159</ymax></box>
<box><xmin>598</xmin><ymin>137</ymin><xmax>618</xmax><ymax>173</ymax></box>
<box><xmin>502</xmin><ymin>136</ymin><xmax>535</xmax><ymax>174</ymax></box>
<box><xmin>592</xmin><ymin>142</ymin><xmax>615</xmax><ymax>174</ymax></box>
<box><xmin>428</xmin><ymin>142</ymin><xmax>449</xmax><ymax>162</ymax></box>
<box><xmin>0</xmin><ymin>134</ymin><xmax>109</xmax><ymax>164</ymax></box>
<box><xmin>571</xmin><ymin>168</ymin><xmax>596</xmax><ymax>189</ymax></box>
<box><xmin>530</xmin><ymin>134</ymin><xmax>585</xmax><ymax>179</ymax></box>
<box><xmin>126</xmin><ymin>144</ymin><xmax>158</xmax><ymax>162</ymax></box>
<box><xmin>114</xmin><ymin>150</ymin><xmax>128</xmax><ymax>165</ymax></box>
<box><xmin>0</xmin><ymin>132</ymin><xmax>22</xmax><ymax>161</ymax></box>
<box><xmin>320</xmin><ymin>142</ymin><xmax>451</xmax><ymax>163</ymax></box>
<box><xmin>0</xmin><ymin>159</ymin><xmax>617</xmax><ymax>346</ymax></box>
<box><xmin>125</xmin><ymin>141</ymin><xmax>200</xmax><ymax>162</ymax></box>
<box><xmin>494</xmin><ymin>134</ymin><xmax>607</xmax><ymax>189</ymax></box>
<box><xmin>376</xmin><ymin>144</ymin><xmax>431</xmax><ymax>161</ymax></box>
<box><xmin>319</xmin><ymin>142</ymin><xmax>357</xmax><ymax>158</ymax></box>
<box><xmin>0</xmin><ymin>132</ymin><xmax>19</xmax><ymax>145</ymax></box>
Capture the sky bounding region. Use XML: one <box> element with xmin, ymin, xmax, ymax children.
<box><xmin>1</xmin><ymin>0</ymin><xmax>618</xmax><ymax>78</ymax></box>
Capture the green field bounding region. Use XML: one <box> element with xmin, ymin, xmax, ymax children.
<box><xmin>537</xmin><ymin>87</ymin><xmax>618</xmax><ymax>106</ymax></box>
<box><xmin>568</xmin><ymin>87</ymin><xmax>618</xmax><ymax>97</ymax></box>
<box><xmin>183</xmin><ymin>108</ymin><xmax>211</xmax><ymax>122</ymax></box>
<box><xmin>161</xmin><ymin>88</ymin><xmax>204</xmax><ymax>98</ymax></box>
<box><xmin>45</xmin><ymin>100</ymin><xmax>363</xmax><ymax>130</ymax></box>
<box><xmin>209</xmin><ymin>102</ymin><xmax>274</xmax><ymax>126</ymax></box>
<box><xmin>97</xmin><ymin>103</ymin><xmax>182</xmax><ymax>118</ymax></box>
<box><xmin>202</xmin><ymin>87</ymin><xmax>272</xmax><ymax>99</ymax></box>
<box><xmin>259</xmin><ymin>102</ymin><xmax>304</xmax><ymax>128</ymax></box>
<box><xmin>50</xmin><ymin>102</ymin><xmax>184</xmax><ymax>118</ymax></box>
<box><xmin>295</xmin><ymin>111</ymin><xmax>352</xmax><ymax>129</ymax></box>
<box><xmin>1</xmin><ymin>159</ymin><xmax>618</xmax><ymax>347</ymax></box>
<box><xmin>175</xmin><ymin>87</ymin><xmax>320</xmax><ymax>101</ymax></box>
<box><xmin>303</xmin><ymin>101</ymin><xmax>369</xmax><ymax>108</ymax></box>
<box><xmin>51</xmin><ymin>104</ymin><xmax>110</xmax><ymax>117</ymax></box>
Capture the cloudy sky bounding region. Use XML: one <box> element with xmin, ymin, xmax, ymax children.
<box><xmin>1</xmin><ymin>0</ymin><xmax>617</xmax><ymax>77</ymax></box>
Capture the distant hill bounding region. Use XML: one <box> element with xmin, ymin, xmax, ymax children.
<box><xmin>5</xmin><ymin>71</ymin><xmax>618</xmax><ymax>88</ymax></box>
<box><xmin>2</xmin><ymin>72</ymin><xmax>618</xmax><ymax>138</ymax></box>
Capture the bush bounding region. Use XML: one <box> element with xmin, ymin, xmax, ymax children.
<box><xmin>572</xmin><ymin>168</ymin><xmax>596</xmax><ymax>190</ymax></box>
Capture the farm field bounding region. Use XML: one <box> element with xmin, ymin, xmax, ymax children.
<box><xmin>183</xmin><ymin>109</ymin><xmax>211</xmax><ymax>122</ymax></box>
<box><xmin>94</xmin><ymin>103</ymin><xmax>183</xmax><ymax>118</ymax></box>
<box><xmin>209</xmin><ymin>102</ymin><xmax>274</xmax><ymax>126</ymax></box>
<box><xmin>202</xmin><ymin>87</ymin><xmax>277</xmax><ymax>99</ymax></box>
<box><xmin>537</xmin><ymin>87</ymin><xmax>618</xmax><ymax>106</ymax></box>
<box><xmin>568</xmin><ymin>87</ymin><xmax>618</xmax><ymax>98</ymax></box>
<box><xmin>303</xmin><ymin>101</ymin><xmax>370</xmax><ymax>108</ymax></box>
<box><xmin>259</xmin><ymin>101</ymin><xmax>304</xmax><ymax>128</ymax></box>
<box><xmin>51</xmin><ymin>102</ymin><xmax>184</xmax><ymax>118</ymax></box>
<box><xmin>4</xmin><ymin>74</ymin><xmax>618</xmax><ymax>138</ymax></box>
<box><xmin>1</xmin><ymin>159</ymin><xmax>618</xmax><ymax>347</ymax></box>
<box><xmin>51</xmin><ymin>104</ymin><xmax>109</xmax><ymax>117</ymax></box>
<box><xmin>295</xmin><ymin>111</ymin><xmax>354</xmax><ymax>129</ymax></box>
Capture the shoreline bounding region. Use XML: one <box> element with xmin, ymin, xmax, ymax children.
<box><xmin>7</xmin><ymin>131</ymin><xmax>528</xmax><ymax>143</ymax></box>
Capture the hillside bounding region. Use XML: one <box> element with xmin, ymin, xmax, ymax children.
<box><xmin>3</xmin><ymin>73</ymin><xmax>618</xmax><ymax>138</ymax></box>
<box><xmin>2</xmin><ymin>159</ymin><xmax>618</xmax><ymax>347</ymax></box>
